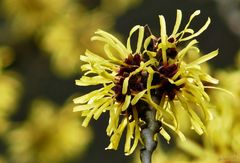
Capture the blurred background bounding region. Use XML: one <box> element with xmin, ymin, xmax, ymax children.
<box><xmin>0</xmin><ymin>0</ymin><xmax>239</xmax><ymax>163</ymax></box>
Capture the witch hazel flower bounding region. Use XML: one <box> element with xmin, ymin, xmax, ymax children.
<box><xmin>73</xmin><ymin>9</ymin><xmax>219</xmax><ymax>156</ymax></box>
<box><xmin>142</xmin><ymin>9</ymin><xmax>219</xmax><ymax>136</ymax></box>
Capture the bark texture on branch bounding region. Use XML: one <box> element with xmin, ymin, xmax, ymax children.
<box><xmin>139</xmin><ymin>104</ymin><xmax>161</xmax><ymax>163</ymax></box>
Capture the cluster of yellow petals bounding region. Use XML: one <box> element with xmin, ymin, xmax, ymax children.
<box><xmin>74</xmin><ymin>10</ymin><xmax>220</xmax><ymax>155</ymax></box>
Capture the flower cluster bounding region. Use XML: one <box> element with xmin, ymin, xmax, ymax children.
<box><xmin>6</xmin><ymin>99</ymin><xmax>92</xmax><ymax>163</ymax></box>
<box><xmin>74</xmin><ymin>10</ymin><xmax>219</xmax><ymax>155</ymax></box>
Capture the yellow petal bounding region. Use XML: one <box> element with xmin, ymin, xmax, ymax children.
<box><xmin>136</xmin><ymin>26</ymin><xmax>145</xmax><ymax>53</ymax></box>
<box><xmin>122</xmin><ymin>95</ymin><xmax>131</xmax><ymax>111</ymax></box>
<box><xmin>177</xmin><ymin>93</ymin><xmax>205</xmax><ymax>135</ymax></box>
<box><xmin>104</xmin><ymin>44</ymin><xmax>123</xmax><ymax>64</ymax></box>
<box><xmin>171</xmin><ymin>9</ymin><xmax>182</xmax><ymax>36</ymax></box>
<box><xmin>126</xmin><ymin>107</ymin><xmax>140</xmax><ymax>155</ymax></box>
<box><xmin>127</xmin><ymin>25</ymin><xmax>141</xmax><ymax>53</ymax></box>
<box><xmin>107</xmin><ymin>107</ymin><xmax>121</xmax><ymax>135</ymax></box>
<box><xmin>131</xmin><ymin>90</ymin><xmax>147</xmax><ymax>105</ymax></box>
<box><xmin>177</xmin><ymin>39</ymin><xmax>198</xmax><ymax>60</ymax></box>
<box><xmin>162</xmin><ymin>121</ymin><xmax>186</xmax><ymax>141</ymax></box>
<box><xmin>73</xmin><ymin>104</ymin><xmax>93</xmax><ymax>112</ymax></box>
<box><xmin>126</xmin><ymin>125</ymin><xmax>140</xmax><ymax>155</ymax></box>
<box><xmin>201</xmin><ymin>74</ymin><xmax>219</xmax><ymax>84</ymax></box>
<box><xmin>187</xmin><ymin>49</ymin><xmax>218</xmax><ymax>67</ymax></box>
<box><xmin>91</xmin><ymin>35</ymin><xmax>127</xmax><ymax>60</ymax></box>
<box><xmin>180</xmin><ymin>17</ymin><xmax>211</xmax><ymax>41</ymax></box>
<box><xmin>159</xmin><ymin>15</ymin><xmax>167</xmax><ymax>45</ymax></box>
<box><xmin>189</xmin><ymin>106</ymin><xmax>206</xmax><ymax>135</ymax></box>
<box><xmin>178</xmin><ymin>10</ymin><xmax>201</xmax><ymax>41</ymax></box>
<box><xmin>143</xmin><ymin>36</ymin><xmax>154</xmax><ymax>50</ymax></box>
<box><xmin>159</xmin><ymin>15</ymin><xmax>168</xmax><ymax>64</ymax></box>
<box><xmin>73</xmin><ymin>88</ymin><xmax>105</xmax><ymax>104</ymax></box>
<box><xmin>169</xmin><ymin>101</ymin><xmax>179</xmax><ymax>130</ymax></box>
<box><xmin>93</xmin><ymin>101</ymin><xmax>111</xmax><ymax>120</ymax></box>
<box><xmin>204</xmin><ymin>86</ymin><xmax>234</xmax><ymax>97</ymax></box>
<box><xmin>95</xmin><ymin>29</ymin><xmax>128</xmax><ymax>54</ymax></box>
<box><xmin>122</xmin><ymin>77</ymin><xmax>129</xmax><ymax>95</ymax></box>
<box><xmin>124</xmin><ymin>121</ymin><xmax>135</xmax><ymax>153</ymax></box>
<box><xmin>75</xmin><ymin>76</ymin><xmax>112</xmax><ymax>86</ymax></box>
<box><xmin>160</xmin><ymin>128</ymin><xmax>171</xmax><ymax>143</ymax></box>
<box><xmin>168</xmin><ymin>78</ymin><xmax>186</xmax><ymax>86</ymax></box>
<box><xmin>106</xmin><ymin>118</ymin><xmax>128</xmax><ymax>150</ymax></box>
<box><xmin>82</xmin><ymin>107</ymin><xmax>99</xmax><ymax>127</ymax></box>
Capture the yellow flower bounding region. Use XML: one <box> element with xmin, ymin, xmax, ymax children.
<box><xmin>1</xmin><ymin>0</ymin><xmax>69</xmax><ymax>37</ymax></box>
<box><xmin>161</xmin><ymin>65</ymin><xmax>239</xmax><ymax>163</ymax></box>
<box><xmin>0</xmin><ymin>46</ymin><xmax>22</xmax><ymax>135</ymax></box>
<box><xmin>6</xmin><ymin>99</ymin><xmax>92</xmax><ymax>163</ymax></box>
<box><xmin>143</xmin><ymin>9</ymin><xmax>219</xmax><ymax>137</ymax></box>
<box><xmin>74</xmin><ymin>10</ymin><xmax>219</xmax><ymax>155</ymax></box>
<box><xmin>74</xmin><ymin>25</ymin><xmax>147</xmax><ymax>155</ymax></box>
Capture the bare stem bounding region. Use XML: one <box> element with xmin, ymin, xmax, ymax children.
<box><xmin>139</xmin><ymin>104</ymin><xmax>161</xmax><ymax>163</ymax></box>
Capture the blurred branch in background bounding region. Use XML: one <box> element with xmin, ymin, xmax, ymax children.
<box><xmin>214</xmin><ymin>0</ymin><xmax>240</xmax><ymax>39</ymax></box>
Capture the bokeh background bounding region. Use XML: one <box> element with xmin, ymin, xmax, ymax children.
<box><xmin>0</xmin><ymin>0</ymin><xmax>239</xmax><ymax>163</ymax></box>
